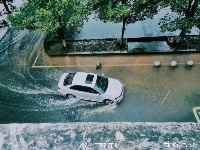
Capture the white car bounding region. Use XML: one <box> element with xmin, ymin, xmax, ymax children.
<box><xmin>58</xmin><ymin>72</ymin><xmax>124</xmax><ymax>104</ymax></box>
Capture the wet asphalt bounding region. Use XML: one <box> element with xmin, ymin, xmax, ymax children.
<box><xmin>0</xmin><ymin>28</ymin><xmax>199</xmax><ymax>123</ymax></box>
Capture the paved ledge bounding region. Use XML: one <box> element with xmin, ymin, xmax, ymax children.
<box><xmin>0</xmin><ymin>123</ymin><xmax>199</xmax><ymax>149</ymax></box>
<box><xmin>33</xmin><ymin>49</ymin><xmax>200</xmax><ymax>68</ymax></box>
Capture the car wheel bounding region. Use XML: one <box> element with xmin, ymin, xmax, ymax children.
<box><xmin>104</xmin><ymin>99</ymin><xmax>113</xmax><ymax>105</ymax></box>
<box><xmin>66</xmin><ymin>94</ymin><xmax>76</xmax><ymax>99</ymax></box>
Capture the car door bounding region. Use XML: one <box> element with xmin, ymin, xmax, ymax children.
<box><xmin>70</xmin><ymin>85</ymin><xmax>100</xmax><ymax>102</ymax></box>
<box><xmin>69</xmin><ymin>85</ymin><xmax>86</xmax><ymax>100</ymax></box>
<box><xmin>82</xmin><ymin>86</ymin><xmax>101</xmax><ymax>102</ymax></box>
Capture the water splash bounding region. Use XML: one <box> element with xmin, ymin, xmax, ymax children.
<box><xmin>81</xmin><ymin>103</ymin><xmax>117</xmax><ymax>119</ymax></box>
<box><xmin>47</xmin><ymin>97</ymin><xmax>82</xmax><ymax>108</ymax></box>
<box><xmin>0</xmin><ymin>28</ymin><xmax>119</xmax><ymax>120</ymax></box>
<box><xmin>0</xmin><ymin>29</ymin><xmax>28</xmax><ymax>53</ymax></box>
<box><xmin>6</xmin><ymin>86</ymin><xmax>57</xmax><ymax>95</ymax></box>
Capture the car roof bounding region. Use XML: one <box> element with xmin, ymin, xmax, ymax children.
<box><xmin>72</xmin><ymin>72</ymin><xmax>97</xmax><ymax>88</ymax></box>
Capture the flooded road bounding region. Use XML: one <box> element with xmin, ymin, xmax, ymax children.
<box><xmin>0</xmin><ymin>28</ymin><xmax>200</xmax><ymax>123</ymax></box>
<box><xmin>0</xmin><ymin>29</ymin><xmax>119</xmax><ymax>123</ymax></box>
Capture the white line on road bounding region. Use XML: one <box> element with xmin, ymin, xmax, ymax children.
<box><xmin>193</xmin><ymin>107</ymin><xmax>200</xmax><ymax>124</ymax></box>
<box><xmin>32</xmin><ymin>51</ymin><xmax>40</xmax><ymax>67</ymax></box>
<box><xmin>32</xmin><ymin>63</ymin><xmax>200</xmax><ymax>68</ymax></box>
<box><xmin>160</xmin><ymin>90</ymin><xmax>171</xmax><ymax>106</ymax></box>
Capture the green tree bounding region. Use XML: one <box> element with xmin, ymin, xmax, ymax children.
<box><xmin>87</xmin><ymin>0</ymin><xmax>160</xmax><ymax>44</ymax></box>
<box><xmin>159</xmin><ymin>0</ymin><xmax>200</xmax><ymax>36</ymax></box>
<box><xmin>8</xmin><ymin>0</ymin><xmax>91</xmax><ymax>46</ymax></box>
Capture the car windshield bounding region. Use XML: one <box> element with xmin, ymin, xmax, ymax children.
<box><xmin>94</xmin><ymin>75</ymin><xmax>108</xmax><ymax>94</ymax></box>
<box><xmin>63</xmin><ymin>73</ymin><xmax>76</xmax><ymax>86</ymax></box>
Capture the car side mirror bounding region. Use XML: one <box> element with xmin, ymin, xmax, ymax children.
<box><xmin>96</xmin><ymin>94</ymin><xmax>100</xmax><ymax>96</ymax></box>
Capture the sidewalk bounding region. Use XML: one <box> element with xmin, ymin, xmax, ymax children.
<box><xmin>32</xmin><ymin>49</ymin><xmax>200</xmax><ymax>68</ymax></box>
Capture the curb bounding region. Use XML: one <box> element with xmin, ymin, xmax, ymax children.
<box><xmin>46</xmin><ymin>50</ymin><xmax>200</xmax><ymax>57</ymax></box>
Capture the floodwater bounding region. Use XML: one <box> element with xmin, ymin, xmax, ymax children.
<box><xmin>0</xmin><ymin>3</ymin><xmax>200</xmax><ymax>149</ymax></box>
<box><xmin>0</xmin><ymin>28</ymin><xmax>120</xmax><ymax>123</ymax></box>
<box><xmin>0</xmin><ymin>7</ymin><xmax>199</xmax><ymax>123</ymax></box>
<box><xmin>76</xmin><ymin>8</ymin><xmax>199</xmax><ymax>40</ymax></box>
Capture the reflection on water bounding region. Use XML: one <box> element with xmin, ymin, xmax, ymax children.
<box><xmin>76</xmin><ymin>8</ymin><xmax>199</xmax><ymax>40</ymax></box>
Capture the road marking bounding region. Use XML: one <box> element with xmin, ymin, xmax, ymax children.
<box><xmin>193</xmin><ymin>107</ymin><xmax>200</xmax><ymax>124</ymax></box>
<box><xmin>31</xmin><ymin>63</ymin><xmax>162</xmax><ymax>68</ymax></box>
<box><xmin>31</xmin><ymin>63</ymin><xmax>200</xmax><ymax>68</ymax></box>
<box><xmin>32</xmin><ymin>65</ymin><xmax>67</xmax><ymax>68</ymax></box>
<box><xmin>160</xmin><ymin>90</ymin><xmax>171</xmax><ymax>106</ymax></box>
<box><xmin>32</xmin><ymin>50</ymin><xmax>41</xmax><ymax>67</ymax></box>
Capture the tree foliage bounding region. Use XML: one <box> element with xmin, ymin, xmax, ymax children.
<box><xmin>159</xmin><ymin>0</ymin><xmax>200</xmax><ymax>35</ymax></box>
<box><xmin>8</xmin><ymin>0</ymin><xmax>91</xmax><ymax>40</ymax></box>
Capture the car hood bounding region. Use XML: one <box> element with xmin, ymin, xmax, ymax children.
<box><xmin>104</xmin><ymin>78</ymin><xmax>123</xmax><ymax>97</ymax></box>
